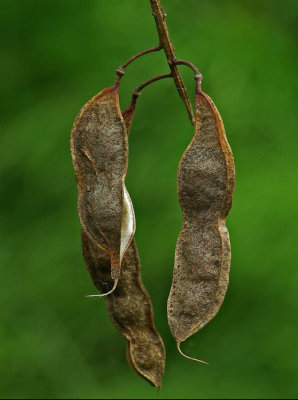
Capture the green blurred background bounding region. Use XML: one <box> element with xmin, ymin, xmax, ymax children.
<box><xmin>1</xmin><ymin>0</ymin><xmax>297</xmax><ymax>398</ymax></box>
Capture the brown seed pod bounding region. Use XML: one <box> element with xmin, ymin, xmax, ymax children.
<box><xmin>72</xmin><ymin>87</ymin><xmax>165</xmax><ymax>386</ymax></box>
<box><xmin>70</xmin><ymin>84</ymin><xmax>135</xmax><ymax>282</ymax></box>
<box><xmin>167</xmin><ymin>78</ymin><xmax>235</xmax><ymax>359</ymax></box>
<box><xmin>81</xmin><ymin>231</ymin><xmax>166</xmax><ymax>387</ymax></box>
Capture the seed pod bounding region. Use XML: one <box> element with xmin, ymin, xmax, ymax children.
<box><xmin>73</xmin><ymin>91</ymin><xmax>165</xmax><ymax>386</ymax></box>
<box><xmin>167</xmin><ymin>78</ymin><xmax>235</xmax><ymax>357</ymax></box>
<box><xmin>70</xmin><ymin>84</ymin><xmax>135</xmax><ymax>281</ymax></box>
<box><xmin>81</xmin><ymin>231</ymin><xmax>166</xmax><ymax>387</ymax></box>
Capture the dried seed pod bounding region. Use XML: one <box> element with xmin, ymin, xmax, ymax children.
<box><xmin>72</xmin><ymin>89</ymin><xmax>165</xmax><ymax>386</ymax></box>
<box><xmin>81</xmin><ymin>230</ymin><xmax>166</xmax><ymax>387</ymax></box>
<box><xmin>70</xmin><ymin>84</ymin><xmax>135</xmax><ymax>281</ymax></box>
<box><xmin>167</xmin><ymin>78</ymin><xmax>235</xmax><ymax>357</ymax></box>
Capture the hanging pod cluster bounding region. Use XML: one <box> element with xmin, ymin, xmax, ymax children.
<box><xmin>70</xmin><ymin>46</ymin><xmax>235</xmax><ymax>389</ymax></box>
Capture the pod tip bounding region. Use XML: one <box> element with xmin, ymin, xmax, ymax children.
<box><xmin>177</xmin><ymin>342</ymin><xmax>209</xmax><ymax>365</ymax></box>
<box><xmin>85</xmin><ymin>279</ymin><xmax>118</xmax><ymax>298</ymax></box>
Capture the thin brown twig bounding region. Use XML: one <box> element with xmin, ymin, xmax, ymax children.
<box><xmin>149</xmin><ymin>0</ymin><xmax>195</xmax><ymax>125</ymax></box>
<box><xmin>173</xmin><ymin>59</ymin><xmax>203</xmax><ymax>80</ymax></box>
<box><xmin>173</xmin><ymin>60</ymin><xmax>203</xmax><ymax>100</ymax></box>
<box><xmin>131</xmin><ymin>72</ymin><xmax>172</xmax><ymax>109</ymax></box>
<box><xmin>133</xmin><ymin>72</ymin><xmax>172</xmax><ymax>94</ymax></box>
<box><xmin>115</xmin><ymin>45</ymin><xmax>162</xmax><ymax>81</ymax></box>
<box><xmin>122</xmin><ymin>73</ymin><xmax>172</xmax><ymax>116</ymax></box>
<box><xmin>121</xmin><ymin>45</ymin><xmax>161</xmax><ymax>69</ymax></box>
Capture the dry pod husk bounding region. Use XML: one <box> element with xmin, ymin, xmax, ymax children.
<box><xmin>70</xmin><ymin>84</ymin><xmax>135</xmax><ymax>282</ymax></box>
<box><xmin>167</xmin><ymin>78</ymin><xmax>235</xmax><ymax>358</ymax></box>
<box><xmin>71</xmin><ymin>88</ymin><xmax>165</xmax><ymax>386</ymax></box>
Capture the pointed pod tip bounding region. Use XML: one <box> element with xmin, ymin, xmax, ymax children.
<box><xmin>177</xmin><ymin>342</ymin><xmax>209</xmax><ymax>365</ymax></box>
<box><xmin>85</xmin><ymin>279</ymin><xmax>118</xmax><ymax>298</ymax></box>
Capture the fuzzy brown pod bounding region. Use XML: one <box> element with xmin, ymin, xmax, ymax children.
<box><xmin>81</xmin><ymin>231</ymin><xmax>166</xmax><ymax>387</ymax></box>
<box><xmin>72</xmin><ymin>92</ymin><xmax>166</xmax><ymax>386</ymax></box>
<box><xmin>167</xmin><ymin>78</ymin><xmax>235</xmax><ymax>359</ymax></box>
<box><xmin>70</xmin><ymin>84</ymin><xmax>135</xmax><ymax>282</ymax></box>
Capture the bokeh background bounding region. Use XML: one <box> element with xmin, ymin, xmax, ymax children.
<box><xmin>1</xmin><ymin>0</ymin><xmax>297</xmax><ymax>398</ymax></box>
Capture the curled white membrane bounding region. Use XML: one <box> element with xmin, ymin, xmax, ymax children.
<box><xmin>86</xmin><ymin>184</ymin><xmax>135</xmax><ymax>298</ymax></box>
<box><xmin>120</xmin><ymin>185</ymin><xmax>136</xmax><ymax>261</ymax></box>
